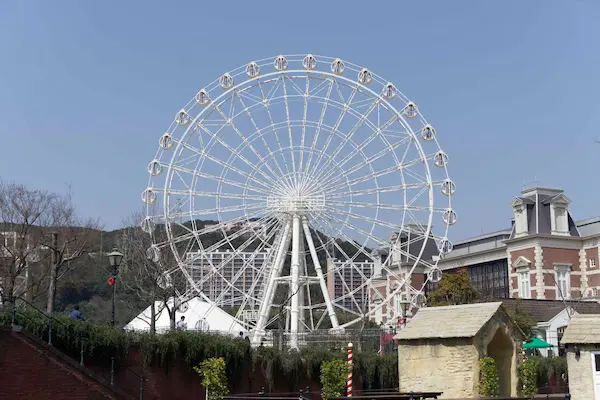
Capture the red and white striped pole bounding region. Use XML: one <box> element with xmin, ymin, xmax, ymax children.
<box><xmin>347</xmin><ymin>342</ymin><xmax>353</xmax><ymax>397</ymax></box>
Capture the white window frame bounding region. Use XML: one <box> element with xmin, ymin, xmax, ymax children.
<box><xmin>517</xmin><ymin>266</ymin><xmax>531</xmax><ymax>299</ymax></box>
<box><xmin>590</xmin><ymin>258</ymin><xmax>597</xmax><ymax>269</ymax></box>
<box><xmin>554</xmin><ymin>264</ymin><xmax>571</xmax><ymax>299</ymax></box>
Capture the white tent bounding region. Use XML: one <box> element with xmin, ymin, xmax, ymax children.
<box><xmin>124</xmin><ymin>297</ymin><xmax>247</xmax><ymax>337</ymax></box>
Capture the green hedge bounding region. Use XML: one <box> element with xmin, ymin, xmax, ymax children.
<box><xmin>1</xmin><ymin>309</ymin><xmax>398</xmax><ymax>391</ymax></box>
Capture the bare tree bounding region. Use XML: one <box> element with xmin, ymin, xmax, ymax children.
<box><xmin>119</xmin><ymin>211</ymin><xmax>184</xmax><ymax>333</ymax></box>
<box><xmin>0</xmin><ymin>181</ymin><xmax>99</xmax><ymax>312</ymax></box>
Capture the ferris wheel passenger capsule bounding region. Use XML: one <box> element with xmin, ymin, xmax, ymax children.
<box><xmin>274</xmin><ymin>55</ymin><xmax>288</xmax><ymax>71</ymax></box>
<box><xmin>420</xmin><ymin>124</ymin><xmax>436</xmax><ymax>141</ymax></box>
<box><xmin>303</xmin><ymin>54</ymin><xmax>317</xmax><ymax>70</ymax></box>
<box><xmin>428</xmin><ymin>267</ymin><xmax>443</xmax><ymax>283</ymax></box>
<box><xmin>331</xmin><ymin>58</ymin><xmax>345</xmax><ymax>75</ymax></box>
<box><xmin>358</xmin><ymin>68</ymin><xmax>372</xmax><ymax>85</ymax></box>
<box><xmin>159</xmin><ymin>133</ymin><xmax>173</xmax><ymax>150</ymax></box>
<box><xmin>147</xmin><ymin>160</ymin><xmax>162</xmax><ymax>176</ymax></box>
<box><xmin>441</xmin><ymin>179</ymin><xmax>456</xmax><ymax>196</ymax></box>
<box><xmin>195</xmin><ymin>89</ymin><xmax>210</xmax><ymax>105</ymax></box>
<box><xmin>403</xmin><ymin>102</ymin><xmax>418</xmax><ymax>119</ymax></box>
<box><xmin>141</xmin><ymin>217</ymin><xmax>155</xmax><ymax>234</ymax></box>
<box><xmin>382</xmin><ymin>83</ymin><xmax>397</xmax><ymax>99</ymax></box>
<box><xmin>175</xmin><ymin>109</ymin><xmax>190</xmax><ymax>126</ymax></box>
<box><xmin>141</xmin><ymin>188</ymin><xmax>156</xmax><ymax>205</ymax></box>
<box><xmin>246</xmin><ymin>62</ymin><xmax>260</xmax><ymax>78</ymax></box>
<box><xmin>437</xmin><ymin>238</ymin><xmax>453</xmax><ymax>255</ymax></box>
<box><xmin>220</xmin><ymin>73</ymin><xmax>234</xmax><ymax>90</ymax></box>
<box><xmin>146</xmin><ymin>245</ymin><xmax>161</xmax><ymax>262</ymax></box>
<box><xmin>433</xmin><ymin>151</ymin><xmax>448</xmax><ymax>167</ymax></box>
<box><xmin>442</xmin><ymin>209</ymin><xmax>457</xmax><ymax>225</ymax></box>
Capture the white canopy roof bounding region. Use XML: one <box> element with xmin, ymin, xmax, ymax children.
<box><xmin>124</xmin><ymin>297</ymin><xmax>247</xmax><ymax>337</ymax></box>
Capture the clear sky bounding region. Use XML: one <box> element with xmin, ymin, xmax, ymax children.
<box><xmin>0</xmin><ymin>0</ymin><xmax>598</xmax><ymax>241</ymax></box>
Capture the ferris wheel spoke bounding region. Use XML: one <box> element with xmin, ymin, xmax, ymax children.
<box><xmin>211</xmin><ymin>96</ymin><xmax>289</xmax><ymax>192</ymax></box>
<box><xmin>234</xmin><ymin>90</ymin><xmax>292</xmax><ymax>188</ymax></box>
<box><xmin>281</xmin><ymin>75</ymin><xmax>298</xmax><ymax>185</ymax></box>
<box><xmin>189</xmin><ymin>216</ymin><xmax>278</xmax><ymax>262</ymax></box>
<box><xmin>193</xmin><ymin>124</ymin><xmax>285</xmax><ymax>193</ymax></box>
<box><xmin>169</xmin><ymin>164</ymin><xmax>271</xmax><ymax>195</ymax></box>
<box><xmin>326</xmin><ymin>183</ymin><xmax>428</xmax><ymax>199</ymax></box>
<box><xmin>313</xmin><ymin>97</ymin><xmax>380</xmax><ymax>183</ymax></box>
<box><xmin>303</xmin><ymin>79</ymin><xmax>334</xmax><ymax>176</ymax></box>
<box><xmin>257</xmin><ymin>78</ymin><xmax>294</xmax><ymax>181</ymax></box>
<box><xmin>319</xmin><ymin>135</ymin><xmax>413</xmax><ymax>191</ymax></box>
<box><xmin>324</xmin><ymin>206</ymin><xmax>400</xmax><ymax>232</ymax></box>
<box><xmin>306</xmin><ymin>85</ymin><xmax>358</xmax><ymax>178</ymax></box>
<box><xmin>298</xmin><ymin>75</ymin><xmax>310</xmax><ymax>182</ymax></box>
<box><xmin>322</xmin><ymin>114</ymin><xmax>403</xmax><ymax>179</ymax></box>
<box><xmin>163</xmin><ymin>188</ymin><xmax>269</xmax><ymax>202</ymax></box>
<box><xmin>319</xmin><ymin>210</ymin><xmax>424</xmax><ymax>266</ymax></box>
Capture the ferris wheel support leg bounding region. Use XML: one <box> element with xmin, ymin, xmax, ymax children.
<box><xmin>251</xmin><ymin>220</ymin><xmax>291</xmax><ymax>346</ymax></box>
<box><xmin>302</xmin><ymin>217</ymin><xmax>341</xmax><ymax>332</ymax></box>
<box><xmin>289</xmin><ymin>214</ymin><xmax>301</xmax><ymax>351</ymax></box>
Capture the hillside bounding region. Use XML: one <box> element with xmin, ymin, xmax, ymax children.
<box><xmin>19</xmin><ymin>219</ymin><xmax>371</xmax><ymax>327</ymax></box>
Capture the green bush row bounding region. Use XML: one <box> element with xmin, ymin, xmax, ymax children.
<box><xmin>1</xmin><ymin>309</ymin><xmax>398</xmax><ymax>391</ymax></box>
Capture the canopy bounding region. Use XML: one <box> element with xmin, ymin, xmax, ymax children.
<box><xmin>124</xmin><ymin>297</ymin><xmax>247</xmax><ymax>337</ymax></box>
<box><xmin>523</xmin><ymin>337</ymin><xmax>554</xmax><ymax>349</ymax></box>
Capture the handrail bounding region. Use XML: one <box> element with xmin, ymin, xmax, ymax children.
<box><xmin>3</xmin><ymin>296</ymin><xmax>146</xmax><ymax>399</ymax></box>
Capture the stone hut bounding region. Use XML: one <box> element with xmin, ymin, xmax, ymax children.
<box><xmin>394</xmin><ymin>302</ymin><xmax>522</xmax><ymax>399</ymax></box>
<box><xmin>561</xmin><ymin>314</ymin><xmax>600</xmax><ymax>400</ymax></box>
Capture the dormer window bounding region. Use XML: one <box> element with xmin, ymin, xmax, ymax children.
<box><xmin>549</xmin><ymin>194</ymin><xmax>571</xmax><ymax>236</ymax></box>
<box><xmin>511</xmin><ymin>198</ymin><xmax>528</xmax><ymax>238</ymax></box>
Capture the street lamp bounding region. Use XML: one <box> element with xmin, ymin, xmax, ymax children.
<box><xmin>107</xmin><ymin>248</ymin><xmax>124</xmax><ymax>327</ymax></box>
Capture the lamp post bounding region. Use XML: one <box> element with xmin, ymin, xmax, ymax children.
<box><xmin>107</xmin><ymin>248</ymin><xmax>124</xmax><ymax>327</ymax></box>
<box><xmin>401</xmin><ymin>301</ymin><xmax>409</xmax><ymax>328</ymax></box>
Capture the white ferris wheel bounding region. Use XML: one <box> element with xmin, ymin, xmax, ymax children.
<box><xmin>142</xmin><ymin>54</ymin><xmax>456</xmax><ymax>349</ymax></box>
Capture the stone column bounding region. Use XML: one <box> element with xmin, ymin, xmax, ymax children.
<box><xmin>579</xmin><ymin>248</ymin><xmax>588</xmax><ymax>298</ymax></box>
<box><xmin>534</xmin><ymin>245</ymin><xmax>545</xmax><ymax>299</ymax></box>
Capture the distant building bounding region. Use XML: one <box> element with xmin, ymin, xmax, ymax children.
<box><xmin>185</xmin><ymin>249</ymin><xmax>270</xmax><ymax>308</ymax></box>
<box><xmin>326</xmin><ymin>258</ymin><xmax>374</xmax><ymax>313</ymax></box>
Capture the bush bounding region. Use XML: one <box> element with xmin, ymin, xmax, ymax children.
<box><xmin>320</xmin><ymin>359</ymin><xmax>348</xmax><ymax>400</ymax></box>
<box><xmin>479</xmin><ymin>357</ymin><xmax>500</xmax><ymax>397</ymax></box>
<box><xmin>518</xmin><ymin>358</ymin><xmax>539</xmax><ymax>398</ymax></box>
<box><xmin>194</xmin><ymin>357</ymin><xmax>229</xmax><ymax>400</ymax></box>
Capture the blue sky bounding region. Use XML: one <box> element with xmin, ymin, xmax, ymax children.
<box><xmin>0</xmin><ymin>0</ymin><xmax>598</xmax><ymax>241</ymax></box>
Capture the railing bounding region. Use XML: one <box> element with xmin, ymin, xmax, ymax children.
<box><xmin>1</xmin><ymin>296</ymin><xmax>146</xmax><ymax>400</ymax></box>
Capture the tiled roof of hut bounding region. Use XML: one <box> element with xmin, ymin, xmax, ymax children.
<box><xmin>394</xmin><ymin>302</ymin><xmax>503</xmax><ymax>340</ymax></box>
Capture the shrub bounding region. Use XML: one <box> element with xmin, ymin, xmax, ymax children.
<box><xmin>479</xmin><ymin>357</ymin><xmax>500</xmax><ymax>397</ymax></box>
<box><xmin>194</xmin><ymin>357</ymin><xmax>229</xmax><ymax>400</ymax></box>
<box><xmin>320</xmin><ymin>359</ymin><xmax>348</xmax><ymax>400</ymax></box>
<box><xmin>518</xmin><ymin>358</ymin><xmax>539</xmax><ymax>399</ymax></box>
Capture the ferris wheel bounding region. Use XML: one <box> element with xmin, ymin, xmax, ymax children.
<box><xmin>142</xmin><ymin>54</ymin><xmax>455</xmax><ymax>348</ymax></box>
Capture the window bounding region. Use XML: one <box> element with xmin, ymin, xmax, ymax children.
<box><xmin>590</xmin><ymin>258</ymin><xmax>596</xmax><ymax>268</ymax></box>
<box><xmin>557</xmin><ymin>325</ymin><xmax>567</xmax><ymax>357</ymax></box>
<box><xmin>517</xmin><ymin>268</ymin><xmax>531</xmax><ymax>299</ymax></box>
<box><xmin>554</xmin><ymin>265</ymin><xmax>571</xmax><ymax>299</ymax></box>
<box><xmin>593</xmin><ymin>288</ymin><xmax>598</xmax><ymax>297</ymax></box>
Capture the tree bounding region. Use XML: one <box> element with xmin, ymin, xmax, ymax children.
<box><xmin>0</xmin><ymin>181</ymin><xmax>98</xmax><ymax>313</ymax></box>
<box><xmin>427</xmin><ymin>269</ymin><xmax>480</xmax><ymax>306</ymax></box>
<box><xmin>508</xmin><ymin>298</ymin><xmax>536</xmax><ymax>340</ymax></box>
<box><xmin>119</xmin><ymin>211</ymin><xmax>184</xmax><ymax>333</ymax></box>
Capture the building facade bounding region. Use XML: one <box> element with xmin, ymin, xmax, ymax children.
<box><xmin>326</xmin><ymin>258</ymin><xmax>374</xmax><ymax>313</ymax></box>
<box><xmin>371</xmin><ymin>186</ymin><xmax>600</xmax><ymax>326</ymax></box>
<box><xmin>186</xmin><ymin>249</ymin><xmax>270</xmax><ymax>307</ymax></box>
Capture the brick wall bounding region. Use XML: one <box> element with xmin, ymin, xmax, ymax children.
<box><xmin>0</xmin><ymin>327</ymin><xmax>128</xmax><ymax>399</ymax></box>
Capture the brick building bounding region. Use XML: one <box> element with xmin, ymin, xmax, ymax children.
<box><xmin>435</xmin><ymin>187</ymin><xmax>600</xmax><ymax>301</ymax></box>
<box><xmin>371</xmin><ymin>186</ymin><xmax>600</xmax><ymax>325</ymax></box>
